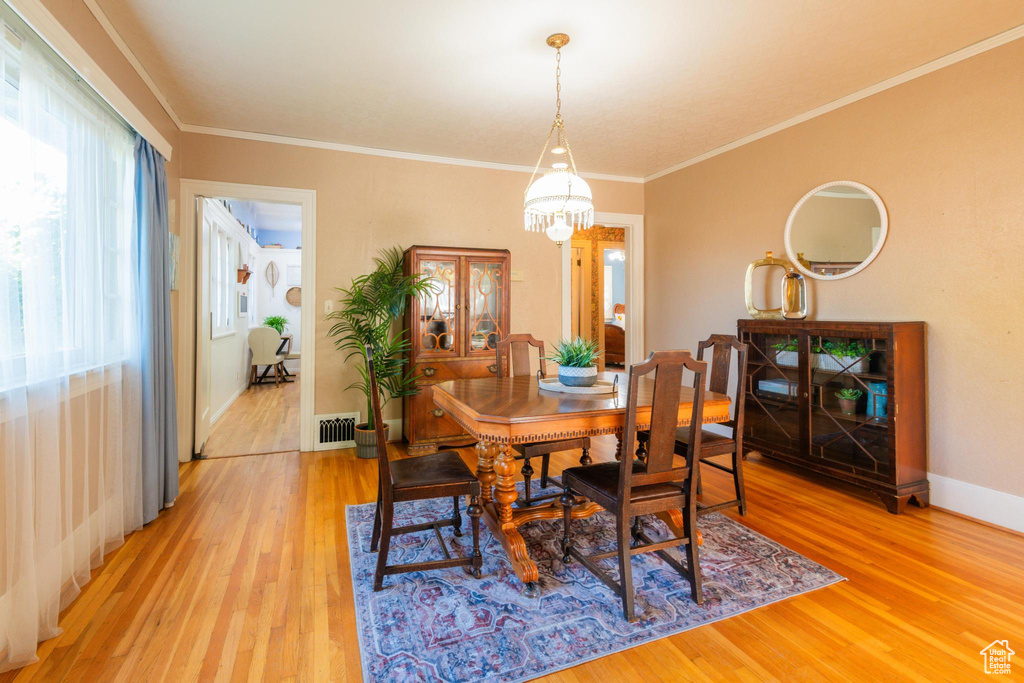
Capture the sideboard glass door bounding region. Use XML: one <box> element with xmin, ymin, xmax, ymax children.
<box><xmin>741</xmin><ymin>330</ymin><xmax>803</xmax><ymax>458</ymax></box>
<box><xmin>465</xmin><ymin>258</ymin><xmax>505</xmax><ymax>356</ymax></box>
<box><xmin>807</xmin><ymin>334</ymin><xmax>890</xmax><ymax>480</ymax></box>
<box><xmin>417</xmin><ymin>258</ymin><xmax>459</xmax><ymax>357</ymax></box>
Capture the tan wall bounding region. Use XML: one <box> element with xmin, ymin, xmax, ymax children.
<box><xmin>180</xmin><ymin>134</ymin><xmax>644</xmax><ymax>420</ymax></box>
<box><xmin>644</xmin><ymin>39</ymin><xmax>1024</xmax><ymax>497</ymax></box>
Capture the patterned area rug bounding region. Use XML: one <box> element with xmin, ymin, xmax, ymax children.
<box><xmin>347</xmin><ymin>484</ymin><xmax>843</xmax><ymax>682</ymax></box>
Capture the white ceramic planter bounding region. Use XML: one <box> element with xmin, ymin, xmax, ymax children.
<box><xmin>817</xmin><ymin>354</ymin><xmax>867</xmax><ymax>374</ymax></box>
<box><xmin>558</xmin><ymin>365</ymin><xmax>598</xmax><ymax>387</ymax></box>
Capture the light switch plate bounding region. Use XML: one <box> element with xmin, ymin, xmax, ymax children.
<box><xmin>324</xmin><ymin>299</ymin><xmax>334</xmax><ymax>315</ymax></box>
<box><xmin>510</xmin><ymin>269</ymin><xmax>524</xmax><ymax>282</ymax></box>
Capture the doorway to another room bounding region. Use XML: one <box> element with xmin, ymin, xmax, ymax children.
<box><xmin>570</xmin><ymin>226</ymin><xmax>628</xmax><ymax>371</ymax></box>
<box><xmin>193</xmin><ymin>197</ymin><xmax>304</xmax><ymax>458</ymax></box>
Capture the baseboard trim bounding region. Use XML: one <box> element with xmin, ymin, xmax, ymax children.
<box><xmin>210</xmin><ymin>384</ymin><xmax>246</xmax><ymax>425</ymax></box>
<box><xmin>929</xmin><ymin>474</ymin><xmax>1024</xmax><ymax>534</ymax></box>
<box><xmin>384</xmin><ymin>419</ymin><xmax>402</xmax><ymax>443</ymax></box>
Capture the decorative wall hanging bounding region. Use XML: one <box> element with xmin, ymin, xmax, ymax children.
<box><xmin>523</xmin><ymin>33</ymin><xmax>594</xmax><ymax>245</ymax></box>
<box><xmin>265</xmin><ymin>261</ymin><xmax>280</xmax><ymax>296</ymax></box>
<box><xmin>745</xmin><ymin>250</ymin><xmax>810</xmax><ymax>320</ymax></box>
<box><xmin>285</xmin><ymin>286</ymin><xmax>301</xmax><ymax>308</ymax></box>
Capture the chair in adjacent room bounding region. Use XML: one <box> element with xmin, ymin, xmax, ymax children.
<box><xmin>247</xmin><ymin>327</ymin><xmax>287</xmax><ymax>387</ymax></box>
<box><xmin>367</xmin><ymin>347</ymin><xmax>483</xmax><ymax>591</ymax></box>
<box><xmin>495</xmin><ymin>333</ymin><xmax>592</xmax><ymax>507</ymax></box>
<box><xmin>675</xmin><ymin>334</ymin><xmax>749</xmax><ymax>516</ymax></box>
<box><xmin>560</xmin><ymin>350</ymin><xmax>706</xmax><ymax>622</ymax></box>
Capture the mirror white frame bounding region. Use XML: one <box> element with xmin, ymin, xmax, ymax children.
<box><xmin>784</xmin><ymin>180</ymin><xmax>888</xmax><ymax>281</ymax></box>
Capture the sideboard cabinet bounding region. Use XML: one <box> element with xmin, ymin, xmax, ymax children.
<box><xmin>737</xmin><ymin>319</ymin><xmax>928</xmax><ymax>513</ymax></box>
<box><xmin>403</xmin><ymin>246</ymin><xmax>510</xmax><ymax>454</ymax></box>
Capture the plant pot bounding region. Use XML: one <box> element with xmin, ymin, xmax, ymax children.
<box><xmin>354</xmin><ymin>422</ymin><xmax>389</xmax><ymax>459</ymax></box>
<box><xmin>817</xmin><ymin>353</ymin><xmax>868</xmax><ymax>374</ymax></box>
<box><xmin>838</xmin><ymin>398</ymin><xmax>858</xmax><ymax>416</ymax></box>
<box><xmin>558</xmin><ymin>365</ymin><xmax>598</xmax><ymax>387</ymax></box>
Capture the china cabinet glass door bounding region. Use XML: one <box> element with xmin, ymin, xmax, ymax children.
<box><xmin>417</xmin><ymin>258</ymin><xmax>459</xmax><ymax>356</ymax></box>
<box><xmin>808</xmin><ymin>334</ymin><xmax>890</xmax><ymax>479</ymax></box>
<box><xmin>465</xmin><ymin>258</ymin><xmax>505</xmax><ymax>355</ymax></box>
<box><xmin>742</xmin><ymin>330</ymin><xmax>803</xmax><ymax>457</ymax></box>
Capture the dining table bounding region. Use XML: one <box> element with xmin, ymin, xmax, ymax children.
<box><xmin>432</xmin><ymin>371</ymin><xmax>731</xmax><ymax>596</ymax></box>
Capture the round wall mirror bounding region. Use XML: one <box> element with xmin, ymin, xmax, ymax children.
<box><xmin>784</xmin><ymin>180</ymin><xmax>887</xmax><ymax>280</ymax></box>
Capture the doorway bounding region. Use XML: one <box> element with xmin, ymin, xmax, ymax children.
<box><xmin>194</xmin><ymin>198</ymin><xmax>304</xmax><ymax>458</ymax></box>
<box><xmin>562</xmin><ymin>212</ymin><xmax>644</xmax><ymax>369</ymax></box>
<box><xmin>178</xmin><ymin>181</ymin><xmax>316</xmax><ymax>463</ymax></box>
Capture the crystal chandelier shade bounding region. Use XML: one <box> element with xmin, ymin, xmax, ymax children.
<box><xmin>523</xmin><ymin>33</ymin><xmax>594</xmax><ymax>244</ymax></box>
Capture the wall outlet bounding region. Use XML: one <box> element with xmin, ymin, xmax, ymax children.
<box><xmin>324</xmin><ymin>299</ymin><xmax>334</xmax><ymax>314</ymax></box>
<box><xmin>511</xmin><ymin>269</ymin><xmax>525</xmax><ymax>282</ymax></box>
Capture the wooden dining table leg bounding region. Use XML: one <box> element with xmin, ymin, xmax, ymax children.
<box><xmin>475</xmin><ymin>438</ymin><xmax>542</xmax><ymax>597</ymax></box>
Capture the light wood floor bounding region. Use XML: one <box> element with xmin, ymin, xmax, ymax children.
<box><xmin>4</xmin><ymin>439</ymin><xmax>1022</xmax><ymax>682</ymax></box>
<box><xmin>203</xmin><ymin>374</ymin><xmax>300</xmax><ymax>458</ymax></box>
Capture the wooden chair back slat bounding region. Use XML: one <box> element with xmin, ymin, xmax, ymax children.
<box><xmin>496</xmin><ymin>333</ymin><xmax>547</xmax><ymax>379</ymax></box>
<box><xmin>365</xmin><ymin>347</ymin><xmax>392</xmax><ymax>490</ymax></box>
<box><xmin>620</xmin><ymin>350</ymin><xmax>706</xmax><ymax>492</ymax></box>
<box><xmin>696</xmin><ymin>334</ymin><xmax>748</xmax><ymax>434</ymax></box>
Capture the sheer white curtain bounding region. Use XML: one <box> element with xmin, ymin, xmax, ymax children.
<box><xmin>0</xmin><ymin>12</ymin><xmax>143</xmax><ymax>672</ymax></box>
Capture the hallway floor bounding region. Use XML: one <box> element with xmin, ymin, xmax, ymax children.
<box><xmin>203</xmin><ymin>374</ymin><xmax>300</xmax><ymax>457</ymax></box>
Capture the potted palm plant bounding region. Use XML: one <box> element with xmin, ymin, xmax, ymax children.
<box><xmin>547</xmin><ymin>337</ymin><xmax>601</xmax><ymax>387</ymax></box>
<box><xmin>327</xmin><ymin>246</ymin><xmax>433</xmax><ymax>458</ymax></box>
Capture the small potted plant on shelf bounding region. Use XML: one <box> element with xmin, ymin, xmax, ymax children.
<box><xmin>547</xmin><ymin>337</ymin><xmax>601</xmax><ymax>387</ymax></box>
<box><xmin>835</xmin><ymin>387</ymin><xmax>863</xmax><ymax>416</ymax></box>
<box><xmin>819</xmin><ymin>339</ymin><xmax>871</xmax><ymax>374</ymax></box>
<box><xmin>263</xmin><ymin>315</ymin><xmax>288</xmax><ymax>334</ymax></box>
<box><xmin>326</xmin><ymin>246</ymin><xmax>433</xmax><ymax>458</ymax></box>
<box><xmin>770</xmin><ymin>337</ymin><xmax>823</xmax><ymax>368</ymax></box>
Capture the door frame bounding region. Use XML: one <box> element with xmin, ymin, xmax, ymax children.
<box><xmin>569</xmin><ymin>239</ymin><xmax>592</xmax><ymax>340</ymax></box>
<box><xmin>561</xmin><ymin>212</ymin><xmax>644</xmax><ymax>366</ymax></box>
<box><xmin>178</xmin><ymin>179</ymin><xmax>317</xmax><ymax>459</ymax></box>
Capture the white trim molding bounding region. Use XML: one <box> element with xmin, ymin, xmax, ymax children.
<box><xmin>930</xmin><ymin>474</ymin><xmax>1024</xmax><ymax>534</ymax></box>
<box><xmin>178</xmin><ymin>180</ymin><xmax>316</xmax><ymax>458</ymax></box>
<box><xmin>645</xmin><ymin>22</ymin><xmax>1024</xmax><ymax>182</ymax></box>
<box><xmin>561</xmin><ymin>212</ymin><xmax>645</xmax><ymax>365</ymax></box>
<box><xmin>5</xmin><ymin>0</ymin><xmax>173</xmax><ymax>159</ymax></box>
<box><xmin>82</xmin><ymin>0</ymin><xmax>183</xmax><ymax>129</ymax></box>
<box><xmin>181</xmin><ymin>124</ymin><xmax>644</xmax><ymax>184</ymax></box>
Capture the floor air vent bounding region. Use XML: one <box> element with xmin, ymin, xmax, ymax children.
<box><xmin>314</xmin><ymin>412</ymin><xmax>359</xmax><ymax>450</ymax></box>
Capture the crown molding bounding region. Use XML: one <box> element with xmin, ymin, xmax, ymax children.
<box><xmin>645</xmin><ymin>22</ymin><xmax>1024</xmax><ymax>182</ymax></box>
<box><xmin>179</xmin><ymin>123</ymin><xmax>645</xmax><ymax>183</ymax></box>
<box><xmin>82</xmin><ymin>0</ymin><xmax>183</xmax><ymax>130</ymax></box>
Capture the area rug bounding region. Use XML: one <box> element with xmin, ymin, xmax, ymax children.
<box><xmin>347</xmin><ymin>484</ymin><xmax>843</xmax><ymax>682</ymax></box>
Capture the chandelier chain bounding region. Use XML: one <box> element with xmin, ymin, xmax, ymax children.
<box><xmin>555</xmin><ymin>48</ymin><xmax>562</xmax><ymax>120</ymax></box>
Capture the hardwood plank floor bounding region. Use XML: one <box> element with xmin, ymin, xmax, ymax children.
<box><xmin>203</xmin><ymin>374</ymin><xmax>300</xmax><ymax>458</ymax></box>
<box><xmin>4</xmin><ymin>439</ymin><xmax>1022</xmax><ymax>681</ymax></box>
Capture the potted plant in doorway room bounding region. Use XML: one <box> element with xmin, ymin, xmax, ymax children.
<box><xmin>327</xmin><ymin>246</ymin><xmax>433</xmax><ymax>458</ymax></box>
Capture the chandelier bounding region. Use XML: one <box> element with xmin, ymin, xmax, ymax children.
<box><xmin>524</xmin><ymin>33</ymin><xmax>594</xmax><ymax>245</ymax></box>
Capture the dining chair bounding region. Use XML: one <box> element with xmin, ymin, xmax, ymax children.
<box><xmin>247</xmin><ymin>327</ymin><xmax>287</xmax><ymax>387</ymax></box>
<box><xmin>495</xmin><ymin>333</ymin><xmax>592</xmax><ymax>507</ymax></box>
<box><xmin>560</xmin><ymin>350</ymin><xmax>706</xmax><ymax>622</ymax></box>
<box><xmin>367</xmin><ymin>347</ymin><xmax>483</xmax><ymax>591</ymax></box>
<box><xmin>674</xmin><ymin>334</ymin><xmax>749</xmax><ymax>516</ymax></box>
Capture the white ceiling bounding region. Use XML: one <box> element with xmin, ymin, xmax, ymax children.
<box><xmin>96</xmin><ymin>0</ymin><xmax>1024</xmax><ymax>178</ymax></box>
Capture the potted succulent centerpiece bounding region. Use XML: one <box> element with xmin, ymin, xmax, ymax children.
<box><xmin>835</xmin><ymin>387</ymin><xmax>863</xmax><ymax>416</ymax></box>
<box><xmin>547</xmin><ymin>337</ymin><xmax>601</xmax><ymax>387</ymax></box>
<box><xmin>326</xmin><ymin>246</ymin><xmax>433</xmax><ymax>459</ymax></box>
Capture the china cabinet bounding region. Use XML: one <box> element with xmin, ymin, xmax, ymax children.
<box><xmin>737</xmin><ymin>319</ymin><xmax>928</xmax><ymax>513</ymax></box>
<box><xmin>403</xmin><ymin>246</ymin><xmax>511</xmax><ymax>454</ymax></box>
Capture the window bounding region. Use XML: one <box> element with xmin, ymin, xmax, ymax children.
<box><xmin>0</xmin><ymin>5</ymin><xmax>136</xmax><ymax>389</ymax></box>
